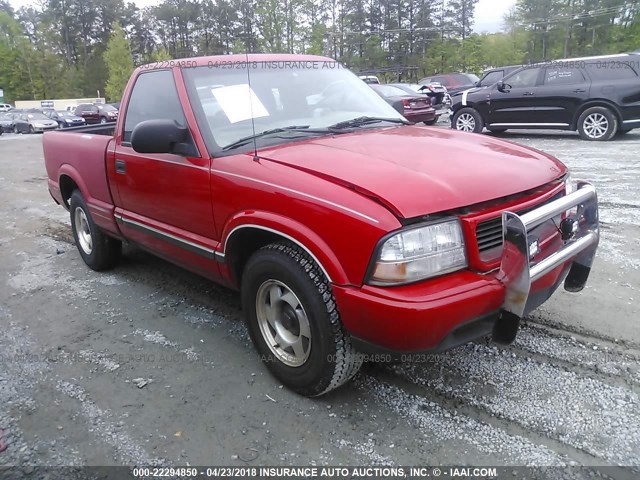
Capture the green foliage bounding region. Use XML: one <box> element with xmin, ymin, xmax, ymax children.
<box><xmin>103</xmin><ymin>22</ymin><xmax>133</xmax><ymax>101</ymax></box>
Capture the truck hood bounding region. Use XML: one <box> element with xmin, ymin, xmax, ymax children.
<box><xmin>258</xmin><ymin>126</ymin><xmax>566</xmax><ymax>219</ymax></box>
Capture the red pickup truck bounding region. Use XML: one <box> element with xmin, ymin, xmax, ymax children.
<box><xmin>44</xmin><ymin>54</ymin><xmax>600</xmax><ymax>397</ymax></box>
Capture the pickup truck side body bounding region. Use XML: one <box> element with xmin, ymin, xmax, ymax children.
<box><xmin>44</xmin><ymin>54</ymin><xmax>599</xmax><ymax>396</ymax></box>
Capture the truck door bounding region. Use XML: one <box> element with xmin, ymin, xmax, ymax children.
<box><xmin>112</xmin><ymin>69</ymin><xmax>221</xmax><ymax>280</ymax></box>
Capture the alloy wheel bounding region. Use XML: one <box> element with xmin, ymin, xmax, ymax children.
<box><xmin>255</xmin><ymin>279</ymin><xmax>311</xmax><ymax>367</ymax></box>
<box><xmin>456</xmin><ymin>113</ymin><xmax>476</xmax><ymax>132</ymax></box>
<box><xmin>74</xmin><ymin>207</ymin><xmax>93</xmax><ymax>255</ymax></box>
<box><xmin>583</xmin><ymin>113</ymin><xmax>609</xmax><ymax>139</ymax></box>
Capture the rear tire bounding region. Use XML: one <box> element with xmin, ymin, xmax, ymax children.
<box><xmin>241</xmin><ymin>242</ymin><xmax>363</xmax><ymax>397</ymax></box>
<box><xmin>28</xmin><ymin>125</ymin><xmax>34</xmax><ymax>134</ymax></box>
<box><xmin>69</xmin><ymin>190</ymin><xmax>121</xmax><ymax>271</ymax></box>
<box><xmin>577</xmin><ymin>107</ymin><xmax>618</xmax><ymax>141</ymax></box>
<box><xmin>452</xmin><ymin>107</ymin><xmax>484</xmax><ymax>134</ymax></box>
<box><xmin>424</xmin><ymin>118</ymin><xmax>438</xmax><ymax>126</ymax></box>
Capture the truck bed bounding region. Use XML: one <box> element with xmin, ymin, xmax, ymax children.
<box><xmin>58</xmin><ymin>124</ymin><xmax>116</xmax><ymax>136</ymax></box>
<box><xmin>43</xmin><ymin>128</ymin><xmax>120</xmax><ymax>236</ymax></box>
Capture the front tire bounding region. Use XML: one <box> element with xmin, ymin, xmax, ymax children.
<box><xmin>452</xmin><ymin>107</ymin><xmax>484</xmax><ymax>133</ymax></box>
<box><xmin>69</xmin><ymin>190</ymin><xmax>121</xmax><ymax>271</ymax></box>
<box><xmin>577</xmin><ymin>107</ymin><xmax>618</xmax><ymax>141</ymax></box>
<box><xmin>241</xmin><ymin>242</ymin><xmax>363</xmax><ymax>397</ymax></box>
<box><xmin>100</xmin><ymin>117</ymin><xmax>107</xmax><ymax>124</ymax></box>
<box><xmin>424</xmin><ymin>118</ymin><xmax>438</xmax><ymax>126</ymax></box>
<box><xmin>28</xmin><ymin>125</ymin><xmax>34</xmax><ymax>134</ymax></box>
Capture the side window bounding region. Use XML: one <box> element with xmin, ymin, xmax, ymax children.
<box><xmin>123</xmin><ymin>70</ymin><xmax>186</xmax><ymax>143</ymax></box>
<box><xmin>544</xmin><ymin>68</ymin><xmax>585</xmax><ymax>86</ymax></box>
<box><xmin>505</xmin><ymin>68</ymin><xmax>541</xmax><ymax>88</ymax></box>
<box><xmin>432</xmin><ymin>76</ymin><xmax>449</xmax><ymax>86</ymax></box>
<box><xmin>480</xmin><ymin>71</ymin><xmax>503</xmax><ymax>86</ymax></box>
<box><xmin>586</xmin><ymin>62</ymin><xmax>639</xmax><ymax>81</ymax></box>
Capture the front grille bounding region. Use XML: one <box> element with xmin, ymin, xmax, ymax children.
<box><xmin>475</xmin><ymin>191</ymin><xmax>564</xmax><ymax>253</ymax></box>
<box><xmin>476</xmin><ymin>218</ymin><xmax>504</xmax><ymax>252</ymax></box>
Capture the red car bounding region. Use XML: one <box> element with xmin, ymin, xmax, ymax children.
<box><xmin>74</xmin><ymin>103</ymin><xmax>119</xmax><ymax>124</ymax></box>
<box><xmin>43</xmin><ymin>54</ymin><xmax>599</xmax><ymax>397</ymax></box>
<box><xmin>370</xmin><ymin>84</ymin><xmax>437</xmax><ymax>125</ymax></box>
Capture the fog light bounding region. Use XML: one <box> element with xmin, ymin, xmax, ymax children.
<box><xmin>560</xmin><ymin>218</ymin><xmax>579</xmax><ymax>241</ymax></box>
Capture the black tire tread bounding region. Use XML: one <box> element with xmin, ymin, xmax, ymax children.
<box><xmin>70</xmin><ymin>190</ymin><xmax>121</xmax><ymax>271</ymax></box>
<box><xmin>577</xmin><ymin>106</ymin><xmax>618</xmax><ymax>141</ymax></box>
<box><xmin>452</xmin><ymin>107</ymin><xmax>484</xmax><ymax>134</ymax></box>
<box><xmin>248</xmin><ymin>242</ymin><xmax>362</xmax><ymax>396</ymax></box>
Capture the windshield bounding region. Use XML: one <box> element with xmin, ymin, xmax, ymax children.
<box><xmin>27</xmin><ymin>113</ymin><xmax>49</xmax><ymax>120</ymax></box>
<box><xmin>183</xmin><ymin>62</ymin><xmax>405</xmax><ymax>152</ymax></box>
<box><xmin>98</xmin><ymin>104</ymin><xmax>117</xmax><ymax>111</ymax></box>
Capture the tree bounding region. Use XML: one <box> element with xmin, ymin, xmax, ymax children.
<box><xmin>103</xmin><ymin>22</ymin><xmax>133</xmax><ymax>101</ymax></box>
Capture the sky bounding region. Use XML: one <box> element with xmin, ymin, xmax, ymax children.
<box><xmin>474</xmin><ymin>0</ymin><xmax>517</xmax><ymax>33</ymax></box>
<box><xmin>9</xmin><ymin>0</ymin><xmax>517</xmax><ymax>34</ymax></box>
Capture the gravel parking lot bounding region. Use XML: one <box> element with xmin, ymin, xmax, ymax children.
<box><xmin>1</xmin><ymin>127</ymin><xmax>639</xmax><ymax>477</ymax></box>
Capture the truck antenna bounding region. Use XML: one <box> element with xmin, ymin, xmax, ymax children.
<box><xmin>244</xmin><ymin>38</ymin><xmax>259</xmax><ymax>162</ymax></box>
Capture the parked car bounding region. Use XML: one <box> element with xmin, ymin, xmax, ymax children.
<box><xmin>74</xmin><ymin>103</ymin><xmax>118</xmax><ymax>124</ymax></box>
<box><xmin>65</xmin><ymin>105</ymin><xmax>78</xmax><ymax>112</ymax></box>
<box><xmin>13</xmin><ymin>112</ymin><xmax>58</xmax><ymax>133</ymax></box>
<box><xmin>44</xmin><ymin>110</ymin><xmax>86</xmax><ymax>128</ymax></box>
<box><xmin>476</xmin><ymin>65</ymin><xmax>522</xmax><ymax>88</ymax></box>
<box><xmin>0</xmin><ymin>113</ymin><xmax>16</xmax><ymax>132</ymax></box>
<box><xmin>358</xmin><ymin>75</ymin><xmax>380</xmax><ymax>84</ymax></box>
<box><xmin>388</xmin><ymin>83</ymin><xmax>451</xmax><ymax>121</ymax></box>
<box><xmin>0</xmin><ymin>103</ymin><xmax>13</xmax><ymax>112</ymax></box>
<box><xmin>419</xmin><ymin>72</ymin><xmax>480</xmax><ymax>95</ymax></box>
<box><xmin>369</xmin><ymin>84</ymin><xmax>437</xmax><ymax>124</ymax></box>
<box><xmin>450</xmin><ymin>53</ymin><xmax>640</xmax><ymax>140</ymax></box>
<box><xmin>44</xmin><ymin>54</ymin><xmax>600</xmax><ymax>397</ymax></box>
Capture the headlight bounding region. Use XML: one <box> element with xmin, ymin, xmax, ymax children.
<box><xmin>369</xmin><ymin>219</ymin><xmax>467</xmax><ymax>285</ymax></box>
<box><xmin>565</xmin><ymin>173</ymin><xmax>575</xmax><ymax>195</ymax></box>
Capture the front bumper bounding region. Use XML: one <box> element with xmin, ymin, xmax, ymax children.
<box><xmin>336</xmin><ymin>182</ymin><xmax>599</xmax><ymax>353</ymax></box>
<box><xmin>33</xmin><ymin>126</ymin><xmax>58</xmax><ymax>132</ymax></box>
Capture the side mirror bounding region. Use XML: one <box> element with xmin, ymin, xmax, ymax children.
<box><xmin>131</xmin><ymin>119</ymin><xmax>192</xmax><ymax>155</ymax></box>
<box><xmin>497</xmin><ymin>80</ymin><xmax>511</xmax><ymax>92</ymax></box>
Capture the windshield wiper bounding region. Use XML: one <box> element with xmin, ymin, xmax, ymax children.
<box><xmin>222</xmin><ymin>125</ymin><xmax>331</xmax><ymax>151</ymax></box>
<box><xmin>327</xmin><ymin>116</ymin><xmax>412</xmax><ymax>130</ymax></box>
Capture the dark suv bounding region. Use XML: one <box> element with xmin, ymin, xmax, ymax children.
<box><xmin>450</xmin><ymin>53</ymin><xmax>640</xmax><ymax>140</ymax></box>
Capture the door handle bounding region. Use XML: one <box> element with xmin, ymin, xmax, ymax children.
<box><xmin>523</xmin><ymin>92</ymin><xmax>535</xmax><ymax>96</ymax></box>
<box><xmin>573</xmin><ymin>88</ymin><xmax>587</xmax><ymax>93</ymax></box>
<box><xmin>115</xmin><ymin>159</ymin><xmax>126</xmax><ymax>174</ymax></box>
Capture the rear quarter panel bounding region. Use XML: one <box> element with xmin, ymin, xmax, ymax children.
<box><xmin>43</xmin><ymin>130</ymin><xmax>120</xmax><ymax>235</ymax></box>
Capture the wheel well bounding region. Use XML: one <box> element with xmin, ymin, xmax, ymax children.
<box><xmin>573</xmin><ymin>101</ymin><xmax>622</xmax><ymax>129</ymax></box>
<box><xmin>225</xmin><ymin>228</ymin><xmax>283</xmax><ymax>286</ymax></box>
<box><xmin>59</xmin><ymin>175</ymin><xmax>79</xmax><ymax>208</ymax></box>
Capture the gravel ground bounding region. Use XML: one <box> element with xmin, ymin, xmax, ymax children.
<box><xmin>0</xmin><ymin>128</ymin><xmax>639</xmax><ymax>477</ymax></box>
